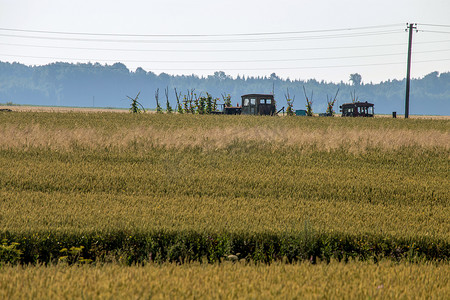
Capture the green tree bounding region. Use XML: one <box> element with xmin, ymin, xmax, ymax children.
<box><xmin>326</xmin><ymin>88</ymin><xmax>339</xmax><ymax>116</ymax></box>
<box><xmin>128</xmin><ymin>92</ymin><xmax>145</xmax><ymax>113</ymax></box>
<box><xmin>198</xmin><ymin>94</ymin><xmax>206</xmax><ymax>114</ymax></box>
<box><xmin>285</xmin><ymin>88</ymin><xmax>295</xmax><ymax>116</ymax></box>
<box><xmin>349</xmin><ymin>73</ymin><xmax>362</xmax><ymax>86</ymax></box>
<box><xmin>205</xmin><ymin>93</ymin><xmax>213</xmax><ymax>114</ymax></box>
<box><xmin>222</xmin><ymin>93</ymin><xmax>232</xmax><ymax>107</ymax></box>
<box><xmin>174</xmin><ymin>88</ymin><xmax>183</xmax><ymax>114</ymax></box>
<box><xmin>155</xmin><ymin>89</ymin><xmax>162</xmax><ymax>114</ymax></box>
<box><xmin>303</xmin><ymin>86</ymin><xmax>314</xmax><ymax>116</ymax></box>
<box><xmin>165</xmin><ymin>86</ymin><xmax>173</xmax><ymax>113</ymax></box>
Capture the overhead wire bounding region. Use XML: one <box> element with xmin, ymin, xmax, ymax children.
<box><xmin>1</xmin><ymin>49</ymin><xmax>449</xmax><ymax>64</ymax></box>
<box><xmin>418</xmin><ymin>23</ymin><xmax>450</xmax><ymax>28</ymax></box>
<box><xmin>0</xmin><ymin>30</ymin><xmax>402</xmax><ymax>44</ymax></box>
<box><xmin>0</xmin><ymin>41</ymin><xmax>408</xmax><ymax>53</ymax></box>
<box><xmin>420</xmin><ymin>30</ymin><xmax>450</xmax><ymax>34</ymax></box>
<box><xmin>1</xmin><ymin>52</ymin><xmax>448</xmax><ymax>72</ymax></box>
<box><xmin>1</xmin><ymin>39</ymin><xmax>450</xmax><ymax>53</ymax></box>
<box><xmin>0</xmin><ymin>23</ymin><xmax>404</xmax><ymax>37</ymax></box>
<box><xmin>418</xmin><ymin>23</ymin><xmax>450</xmax><ymax>34</ymax></box>
<box><xmin>0</xmin><ymin>23</ymin><xmax>448</xmax><ymax>74</ymax></box>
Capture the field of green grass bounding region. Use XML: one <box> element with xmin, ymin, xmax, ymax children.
<box><xmin>0</xmin><ymin>111</ymin><xmax>448</xmax><ymax>297</ymax></box>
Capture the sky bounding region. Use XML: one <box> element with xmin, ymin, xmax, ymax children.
<box><xmin>1</xmin><ymin>0</ymin><xmax>449</xmax><ymax>83</ymax></box>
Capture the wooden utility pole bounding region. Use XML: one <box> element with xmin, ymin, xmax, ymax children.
<box><xmin>405</xmin><ymin>23</ymin><xmax>417</xmax><ymax>119</ymax></box>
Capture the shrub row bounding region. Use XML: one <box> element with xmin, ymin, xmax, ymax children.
<box><xmin>1</xmin><ymin>230</ymin><xmax>448</xmax><ymax>265</ymax></box>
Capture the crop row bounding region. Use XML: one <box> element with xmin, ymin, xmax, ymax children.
<box><xmin>1</xmin><ymin>230</ymin><xmax>449</xmax><ymax>265</ymax></box>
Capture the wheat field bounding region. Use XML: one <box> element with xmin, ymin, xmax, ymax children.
<box><xmin>1</xmin><ymin>113</ymin><xmax>448</xmax><ymax>238</ymax></box>
<box><xmin>0</xmin><ymin>111</ymin><xmax>449</xmax><ymax>297</ymax></box>
<box><xmin>1</xmin><ymin>260</ymin><xmax>448</xmax><ymax>299</ymax></box>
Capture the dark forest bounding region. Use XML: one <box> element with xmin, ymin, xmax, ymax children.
<box><xmin>1</xmin><ymin>61</ymin><xmax>449</xmax><ymax>115</ymax></box>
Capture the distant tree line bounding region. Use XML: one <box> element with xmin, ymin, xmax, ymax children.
<box><xmin>0</xmin><ymin>61</ymin><xmax>449</xmax><ymax>115</ymax></box>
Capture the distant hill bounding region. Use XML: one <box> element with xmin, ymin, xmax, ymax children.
<box><xmin>0</xmin><ymin>61</ymin><xmax>449</xmax><ymax>115</ymax></box>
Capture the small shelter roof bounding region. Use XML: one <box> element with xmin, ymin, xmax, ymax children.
<box><xmin>241</xmin><ymin>94</ymin><xmax>274</xmax><ymax>98</ymax></box>
<box><xmin>340</xmin><ymin>101</ymin><xmax>374</xmax><ymax>108</ymax></box>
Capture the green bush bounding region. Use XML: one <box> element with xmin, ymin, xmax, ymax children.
<box><xmin>0</xmin><ymin>240</ymin><xmax>22</xmax><ymax>265</ymax></box>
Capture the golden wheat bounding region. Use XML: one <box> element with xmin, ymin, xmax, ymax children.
<box><xmin>0</xmin><ymin>260</ymin><xmax>448</xmax><ymax>299</ymax></box>
<box><xmin>0</xmin><ymin>113</ymin><xmax>448</xmax><ymax>240</ymax></box>
<box><xmin>0</xmin><ymin>112</ymin><xmax>448</xmax><ymax>268</ymax></box>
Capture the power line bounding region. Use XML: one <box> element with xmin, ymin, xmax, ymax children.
<box><xmin>0</xmin><ymin>30</ymin><xmax>402</xmax><ymax>44</ymax></box>
<box><xmin>419</xmin><ymin>23</ymin><xmax>450</xmax><ymax>28</ymax></box>
<box><xmin>0</xmin><ymin>24</ymin><xmax>403</xmax><ymax>37</ymax></box>
<box><xmin>2</xmin><ymin>49</ymin><xmax>449</xmax><ymax>64</ymax></box>
<box><xmin>0</xmin><ymin>41</ymin><xmax>408</xmax><ymax>53</ymax></box>
<box><xmin>1</xmin><ymin>22</ymin><xmax>447</xmax><ymax>77</ymax></box>
<box><xmin>421</xmin><ymin>30</ymin><xmax>450</xmax><ymax>34</ymax></box>
<box><xmin>2</xmin><ymin>39</ymin><xmax>450</xmax><ymax>54</ymax></box>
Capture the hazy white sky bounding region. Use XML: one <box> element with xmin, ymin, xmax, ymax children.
<box><xmin>1</xmin><ymin>0</ymin><xmax>449</xmax><ymax>83</ymax></box>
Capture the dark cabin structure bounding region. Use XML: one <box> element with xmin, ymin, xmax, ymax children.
<box><xmin>241</xmin><ymin>94</ymin><xmax>276</xmax><ymax>115</ymax></box>
<box><xmin>340</xmin><ymin>101</ymin><xmax>374</xmax><ymax>117</ymax></box>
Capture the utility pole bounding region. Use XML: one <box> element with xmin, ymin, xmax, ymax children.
<box><xmin>405</xmin><ymin>23</ymin><xmax>417</xmax><ymax>119</ymax></box>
